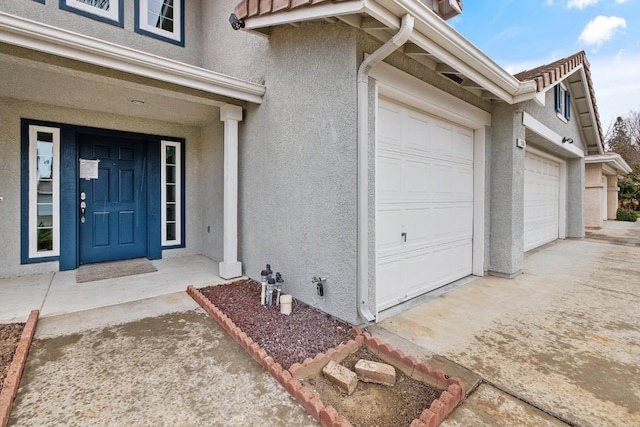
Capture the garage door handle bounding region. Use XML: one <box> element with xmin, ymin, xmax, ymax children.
<box><xmin>401</xmin><ymin>232</ymin><xmax>407</xmax><ymax>242</ymax></box>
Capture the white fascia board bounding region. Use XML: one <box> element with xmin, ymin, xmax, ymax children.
<box><xmin>523</xmin><ymin>112</ymin><xmax>584</xmax><ymax>158</ymax></box>
<box><xmin>0</xmin><ymin>12</ymin><xmax>265</xmax><ymax>104</ymax></box>
<box><xmin>242</xmin><ymin>1</ymin><xmax>366</xmax><ymax>30</ymax></box>
<box><xmin>585</xmin><ymin>154</ymin><xmax>633</xmax><ymax>174</ymax></box>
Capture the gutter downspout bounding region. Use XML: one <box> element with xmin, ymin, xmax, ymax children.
<box><xmin>357</xmin><ymin>14</ymin><xmax>414</xmax><ymax>322</ymax></box>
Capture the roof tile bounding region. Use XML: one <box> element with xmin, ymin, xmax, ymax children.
<box><xmin>259</xmin><ymin>0</ymin><xmax>273</xmax><ymax>15</ymax></box>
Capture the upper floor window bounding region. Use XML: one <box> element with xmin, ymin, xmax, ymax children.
<box><xmin>135</xmin><ymin>0</ymin><xmax>184</xmax><ymax>46</ymax></box>
<box><xmin>60</xmin><ymin>0</ymin><xmax>124</xmax><ymax>27</ymax></box>
<box><xmin>554</xmin><ymin>84</ymin><xmax>571</xmax><ymax>122</ymax></box>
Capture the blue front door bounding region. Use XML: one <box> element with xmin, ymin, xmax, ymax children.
<box><xmin>79</xmin><ymin>135</ymin><xmax>147</xmax><ymax>264</ymax></box>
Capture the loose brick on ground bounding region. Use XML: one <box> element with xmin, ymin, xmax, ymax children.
<box><xmin>354</xmin><ymin>359</ymin><xmax>396</xmax><ymax>386</ymax></box>
<box><xmin>322</xmin><ymin>361</ymin><xmax>358</xmax><ymax>395</ymax></box>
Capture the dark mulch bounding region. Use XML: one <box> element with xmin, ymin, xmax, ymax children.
<box><xmin>0</xmin><ymin>323</ymin><xmax>25</xmax><ymax>394</ymax></box>
<box><xmin>199</xmin><ymin>279</ymin><xmax>354</xmax><ymax>369</ymax></box>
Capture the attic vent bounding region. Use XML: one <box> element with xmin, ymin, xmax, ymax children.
<box><xmin>442</xmin><ymin>73</ymin><xmax>464</xmax><ymax>85</ymax></box>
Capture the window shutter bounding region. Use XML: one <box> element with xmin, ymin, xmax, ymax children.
<box><xmin>554</xmin><ymin>85</ymin><xmax>561</xmax><ymax>113</ymax></box>
<box><xmin>564</xmin><ymin>90</ymin><xmax>571</xmax><ymax>120</ymax></box>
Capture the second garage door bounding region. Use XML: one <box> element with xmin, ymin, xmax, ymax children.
<box><xmin>376</xmin><ymin>98</ymin><xmax>474</xmax><ymax>312</ymax></box>
<box><xmin>524</xmin><ymin>150</ymin><xmax>561</xmax><ymax>251</ymax></box>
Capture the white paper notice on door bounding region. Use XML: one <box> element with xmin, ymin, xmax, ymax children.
<box><xmin>79</xmin><ymin>158</ymin><xmax>100</xmax><ymax>180</ymax></box>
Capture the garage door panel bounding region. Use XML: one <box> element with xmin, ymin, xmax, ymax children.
<box><xmin>402</xmin><ymin>240</ymin><xmax>472</xmax><ymax>299</ymax></box>
<box><xmin>376</xmin><ymin>97</ymin><xmax>474</xmax><ymax>312</ymax></box>
<box><xmin>376</xmin><ymin>208</ymin><xmax>403</xmax><ymax>255</ymax></box>
<box><xmin>433</xmin><ymin>163</ymin><xmax>473</xmax><ymax>200</ymax></box>
<box><xmin>377</xmin><ymin>154</ymin><xmax>403</xmax><ymax>197</ymax></box>
<box><xmin>404</xmin><ymin>205</ymin><xmax>434</xmax><ymax>242</ymax></box>
<box><xmin>432</xmin><ymin>121</ymin><xmax>454</xmax><ymax>157</ymax></box>
<box><xmin>453</xmin><ymin>129</ymin><xmax>474</xmax><ymax>163</ymax></box>
<box><xmin>405</xmin><ymin>159</ymin><xmax>433</xmax><ymax>199</ymax></box>
<box><xmin>376</xmin><ymin>258</ymin><xmax>403</xmax><ymax>311</ymax></box>
<box><xmin>406</xmin><ymin>112</ymin><xmax>432</xmax><ymax>155</ymax></box>
<box><xmin>378</xmin><ymin>104</ymin><xmax>403</xmax><ymax>148</ymax></box>
<box><xmin>431</xmin><ymin>240</ymin><xmax>473</xmax><ymax>283</ymax></box>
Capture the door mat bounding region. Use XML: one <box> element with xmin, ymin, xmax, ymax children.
<box><xmin>76</xmin><ymin>259</ymin><xmax>157</xmax><ymax>283</ymax></box>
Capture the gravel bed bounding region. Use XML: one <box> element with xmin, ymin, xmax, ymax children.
<box><xmin>199</xmin><ymin>279</ymin><xmax>354</xmax><ymax>369</ymax></box>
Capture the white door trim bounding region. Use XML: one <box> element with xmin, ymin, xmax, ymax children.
<box><xmin>525</xmin><ymin>146</ymin><xmax>567</xmax><ymax>243</ymax></box>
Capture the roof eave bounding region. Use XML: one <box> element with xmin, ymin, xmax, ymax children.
<box><xmin>585</xmin><ymin>154</ymin><xmax>633</xmax><ymax>175</ymax></box>
<box><xmin>239</xmin><ymin>0</ymin><xmax>537</xmax><ymax>103</ymax></box>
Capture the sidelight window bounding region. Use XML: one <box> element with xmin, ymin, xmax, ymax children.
<box><xmin>161</xmin><ymin>140</ymin><xmax>182</xmax><ymax>246</ymax></box>
<box><xmin>28</xmin><ymin>125</ymin><xmax>60</xmax><ymax>258</ymax></box>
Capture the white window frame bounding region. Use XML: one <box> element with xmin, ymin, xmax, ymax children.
<box><xmin>137</xmin><ymin>0</ymin><xmax>183</xmax><ymax>44</ymax></box>
<box><xmin>61</xmin><ymin>0</ymin><xmax>121</xmax><ymax>24</ymax></box>
<box><xmin>28</xmin><ymin>125</ymin><xmax>61</xmax><ymax>258</ymax></box>
<box><xmin>161</xmin><ymin>140</ymin><xmax>182</xmax><ymax>246</ymax></box>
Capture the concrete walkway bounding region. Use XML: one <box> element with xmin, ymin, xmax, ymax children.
<box><xmin>8</xmin><ymin>292</ymin><xmax>319</xmax><ymax>426</ymax></box>
<box><xmin>376</xmin><ymin>220</ymin><xmax>640</xmax><ymax>426</ymax></box>
<box><xmin>0</xmin><ymin>255</ymin><xmax>227</xmax><ymax>323</ymax></box>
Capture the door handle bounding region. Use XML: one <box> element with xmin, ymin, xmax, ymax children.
<box><xmin>80</xmin><ymin>201</ymin><xmax>86</xmax><ymax>224</ymax></box>
<box><xmin>401</xmin><ymin>232</ymin><xmax>407</xmax><ymax>242</ymax></box>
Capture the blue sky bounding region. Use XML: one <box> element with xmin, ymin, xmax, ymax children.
<box><xmin>449</xmin><ymin>0</ymin><xmax>640</xmax><ymax>132</ymax></box>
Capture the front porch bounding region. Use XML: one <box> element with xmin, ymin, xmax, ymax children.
<box><xmin>0</xmin><ymin>255</ymin><xmax>228</xmax><ymax>323</ymax></box>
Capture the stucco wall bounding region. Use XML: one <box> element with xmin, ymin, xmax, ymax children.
<box><xmin>488</xmin><ymin>103</ymin><xmax>526</xmax><ymax>277</ymax></box>
<box><xmin>200</xmin><ymin>0</ymin><xmax>268</xmax><ymax>85</ymax></box>
<box><xmin>0</xmin><ymin>97</ymin><xmax>208</xmax><ymax>278</ymax></box>
<box><xmin>0</xmin><ymin>0</ymin><xmax>203</xmax><ymax>67</ymax></box>
<box><xmin>566</xmin><ymin>157</ymin><xmax>585</xmax><ymax>237</ymax></box>
<box><xmin>237</xmin><ymin>22</ymin><xmax>359</xmax><ymax>324</ymax></box>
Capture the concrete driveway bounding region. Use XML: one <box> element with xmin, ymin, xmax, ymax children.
<box><xmin>376</xmin><ymin>221</ymin><xmax>640</xmax><ymax>427</ymax></box>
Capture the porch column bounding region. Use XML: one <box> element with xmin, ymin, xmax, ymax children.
<box><xmin>219</xmin><ymin>104</ymin><xmax>243</xmax><ymax>279</ymax></box>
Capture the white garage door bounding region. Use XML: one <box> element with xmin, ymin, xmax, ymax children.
<box><xmin>376</xmin><ymin>98</ymin><xmax>474</xmax><ymax>312</ymax></box>
<box><xmin>524</xmin><ymin>151</ymin><xmax>561</xmax><ymax>251</ymax></box>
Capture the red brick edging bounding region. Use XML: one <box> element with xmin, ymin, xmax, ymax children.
<box><xmin>188</xmin><ymin>286</ymin><xmax>464</xmax><ymax>427</ymax></box>
<box><xmin>0</xmin><ymin>310</ymin><xmax>39</xmax><ymax>427</ymax></box>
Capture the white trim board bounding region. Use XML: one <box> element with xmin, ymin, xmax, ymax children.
<box><xmin>522</xmin><ymin>112</ymin><xmax>584</xmax><ymax>158</ymax></box>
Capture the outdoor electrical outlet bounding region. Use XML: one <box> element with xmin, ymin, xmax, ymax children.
<box><xmin>313</xmin><ymin>277</ymin><xmax>325</xmax><ymax>296</ymax></box>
